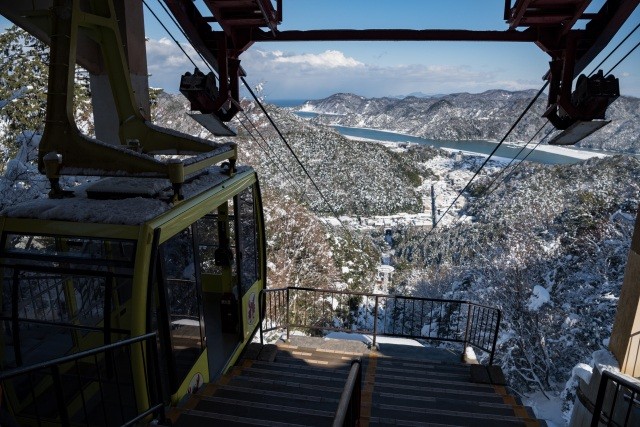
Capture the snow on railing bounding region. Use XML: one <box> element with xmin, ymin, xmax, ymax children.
<box><xmin>592</xmin><ymin>370</ymin><xmax>640</xmax><ymax>427</ymax></box>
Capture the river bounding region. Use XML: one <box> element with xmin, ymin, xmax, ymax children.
<box><xmin>272</xmin><ymin>101</ymin><xmax>605</xmax><ymax>165</ymax></box>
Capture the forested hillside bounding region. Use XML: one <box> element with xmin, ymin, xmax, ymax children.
<box><xmin>392</xmin><ymin>156</ymin><xmax>639</xmax><ymax>403</ymax></box>
<box><xmin>302</xmin><ymin>91</ymin><xmax>640</xmax><ymax>153</ymax></box>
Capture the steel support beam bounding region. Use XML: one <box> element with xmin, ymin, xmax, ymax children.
<box><xmin>254</xmin><ymin>29</ymin><xmax>539</xmax><ymax>43</ymax></box>
<box><xmin>573</xmin><ymin>0</ymin><xmax>640</xmax><ymax>77</ymax></box>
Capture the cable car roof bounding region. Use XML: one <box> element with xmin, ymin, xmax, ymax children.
<box><xmin>0</xmin><ymin>166</ymin><xmax>252</xmax><ymax>226</ymax></box>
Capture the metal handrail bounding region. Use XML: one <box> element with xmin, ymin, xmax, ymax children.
<box><xmin>332</xmin><ymin>358</ymin><xmax>362</xmax><ymax>427</ymax></box>
<box><xmin>260</xmin><ymin>287</ymin><xmax>502</xmax><ymax>365</ymax></box>
<box><xmin>0</xmin><ymin>332</ymin><xmax>167</xmax><ymax>426</ymax></box>
<box><xmin>592</xmin><ymin>370</ymin><xmax>640</xmax><ymax>427</ymax></box>
<box><xmin>0</xmin><ymin>333</ymin><xmax>156</xmax><ymax>380</ymax></box>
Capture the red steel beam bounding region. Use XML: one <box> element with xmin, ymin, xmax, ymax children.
<box><xmin>254</xmin><ymin>29</ymin><xmax>539</xmax><ymax>42</ymax></box>
<box><xmin>573</xmin><ymin>0</ymin><xmax>640</xmax><ymax>76</ymax></box>
<box><xmin>508</xmin><ymin>0</ymin><xmax>535</xmax><ymax>28</ymax></box>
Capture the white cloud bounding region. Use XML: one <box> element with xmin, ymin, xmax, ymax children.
<box><xmin>145</xmin><ymin>38</ymin><xmax>207</xmax><ymax>91</ymax></box>
<box><xmin>270</xmin><ymin>50</ymin><xmax>364</xmax><ymax>68</ymax></box>
<box><xmin>238</xmin><ymin>47</ymin><xmax>545</xmax><ymax>99</ymax></box>
<box><xmin>143</xmin><ymin>40</ymin><xmax>543</xmax><ymax>99</ymax></box>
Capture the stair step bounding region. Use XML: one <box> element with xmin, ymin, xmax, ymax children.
<box><xmin>276</xmin><ymin>350</ymin><xmax>358</xmax><ymax>365</ymax></box>
<box><xmin>372</xmin><ymin>354</ymin><xmax>467</xmax><ymax>367</ymax></box>
<box><xmin>239</xmin><ymin>366</ymin><xmax>349</xmax><ymax>386</ymax></box>
<box><xmin>176</xmin><ymin>409</ymin><xmax>307</xmax><ymax>427</ymax></box>
<box><xmin>205</xmin><ymin>384</ymin><xmax>340</xmax><ymax>411</ymax></box>
<box><xmin>369</xmin><ymin>415</ymin><xmax>533</xmax><ymax>427</ymax></box>
<box><xmin>372</xmin><ymin>358</ymin><xmax>470</xmax><ymax>373</ymax></box>
<box><xmin>250</xmin><ymin>359</ymin><xmax>352</xmax><ymax>377</ymax></box>
<box><xmin>274</xmin><ymin>355</ymin><xmax>356</xmax><ymax>369</ymax></box>
<box><xmin>371</xmin><ymin>381</ymin><xmax>506</xmax><ymax>404</ymax></box>
<box><xmin>368</xmin><ymin>365</ymin><xmax>471</xmax><ymax>381</ymax></box>
<box><xmin>371</xmin><ymin>403</ymin><xmax>535</xmax><ymax>427</ymax></box>
<box><xmin>371</xmin><ymin>372</ymin><xmax>496</xmax><ymax>391</ymax></box>
<box><xmin>276</xmin><ymin>344</ymin><xmax>365</xmax><ymax>358</ymax></box>
<box><xmin>191</xmin><ymin>395</ymin><xmax>334</xmax><ymax>426</ymax></box>
<box><xmin>228</xmin><ymin>375</ymin><xmax>344</xmax><ymax>398</ymax></box>
<box><xmin>370</xmin><ymin>392</ymin><xmax>520</xmax><ymax>417</ymax></box>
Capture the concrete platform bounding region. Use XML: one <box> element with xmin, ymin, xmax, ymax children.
<box><xmin>281</xmin><ymin>334</ymin><xmax>461</xmax><ymax>363</ymax></box>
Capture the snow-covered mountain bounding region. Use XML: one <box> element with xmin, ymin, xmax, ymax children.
<box><xmin>301</xmin><ymin>91</ymin><xmax>640</xmax><ymax>153</ymax></box>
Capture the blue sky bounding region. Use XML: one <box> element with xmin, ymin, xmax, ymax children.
<box><xmin>2</xmin><ymin>1</ymin><xmax>639</xmax><ymax>100</ymax></box>
<box><xmin>145</xmin><ymin>0</ymin><xmax>640</xmax><ymax>100</ymax></box>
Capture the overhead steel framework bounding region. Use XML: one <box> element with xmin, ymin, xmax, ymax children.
<box><xmin>159</xmin><ymin>0</ymin><xmax>638</xmax><ymax>135</ymax></box>
<box><xmin>0</xmin><ymin>0</ymin><xmax>638</xmax><ymax>135</ymax></box>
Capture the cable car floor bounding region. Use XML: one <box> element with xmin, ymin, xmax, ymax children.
<box><xmin>167</xmin><ymin>336</ymin><xmax>544</xmax><ymax>426</ymax></box>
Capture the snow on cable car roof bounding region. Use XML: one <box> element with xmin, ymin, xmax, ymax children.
<box><xmin>1</xmin><ymin>166</ymin><xmax>252</xmax><ymax>226</ymax></box>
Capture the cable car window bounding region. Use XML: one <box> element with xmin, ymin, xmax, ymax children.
<box><xmin>159</xmin><ymin>227</ymin><xmax>205</xmax><ymax>382</ymax></box>
<box><xmin>195</xmin><ymin>205</ymin><xmax>237</xmax><ymax>277</ymax></box>
<box><xmin>237</xmin><ymin>186</ymin><xmax>259</xmax><ymax>295</ymax></box>
<box><xmin>0</xmin><ymin>234</ymin><xmax>136</xmax><ymax>370</ymax></box>
<box><xmin>2</xmin><ymin>234</ymin><xmax>136</xmax><ymax>268</ymax></box>
<box><xmin>195</xmin><ymin>215</ymin><xmax>222</xmax><ymax>275</ymax></box>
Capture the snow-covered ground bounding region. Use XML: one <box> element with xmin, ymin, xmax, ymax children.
<box><xmin>320</xmin><ymin>148</ymin><xmax>503</xmax><ymax>230</ymax></box>
<box><xmin>533</xmin><ymin>143</ymin><xmax>608</xmax><ymax>160</ymax></box>
<box><xmin>343</xmin><ymin>133</ymin><xmax>608</xmax><ymax>162</ymax></box>
<box><xmin>524</xmin><ymin>391</ymin><xmax>567</xmax><ymax>427</ymax></box>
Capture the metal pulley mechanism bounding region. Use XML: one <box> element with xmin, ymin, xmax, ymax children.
<box><xmin>572</xmin><ymin>70</ymin><xmax>619</xmax><ymax>119</ymax></box>
<box><xmin>180</xmin><ymin>68</ymin><xmax>238</xmax><ymax>136</ymax></box>
<box><xmin>547</xmin><ymin>71</ymin><xmax>620</xmax><ymax>145</ymax></box>
<box><xmin>180</xmin><ymin>68</ymin><xmax>220</xmax><ymax>114</ymax></box>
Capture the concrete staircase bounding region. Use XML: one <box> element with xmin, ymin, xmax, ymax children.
<box><xmin>363</xmin><ymin>353</ymin><xmax>542</xmax><ymax>426</ymax></box>
<box><xmin>167</xmin><ymin>339</ymin><xmax>544</xmax><ymax>426</ymax></box>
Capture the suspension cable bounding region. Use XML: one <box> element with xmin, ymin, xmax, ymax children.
<box><xmin>605</xmin><ymin>40</ymin><xmax>640</xmax><ymax>76</ymax></box>
<box><xmin>142</xmin><ymin>0</ymin><xmax>199</xmax><ymax>70</ymax></box>
<box><xmin>152</xmin><ymin>0</ymin><xmax>217</xmax><ymax>77</ymax></box>
<box><xmin>236</xmin><ymin>111</ymin><xmax>309</xmax><ymax>199</ymax></box>
<box><xmin>238</xmin><ymin>112</ymin><xmax>309</xmax><ymax>198</ymax></box>
<box><xmin>479</xmin><ymin>121</ymin><xmax>549</xmax><ymax>197</ymax></box>
<box><xmin>241</xmin><ymin>76</ymin><xmax>353</xmax><ymax>237</ymax></box>
<box><xmin>418</xmin><ymin>81</ymin><xmax>549</xmax><ymax>244</ymax></box>
<box><xmin>143</xmin><ymin>1</ymin><xmax>352</xmax><ymax>236</ymax></box>
<box><xmin>482</xmin><ymin>124</ymin><xmax>555</xmax><ymax>200</ymax></box>
<box><xmin>589</xmin><ymin>22</ymin><xmax>640</xmax><ymax>77</ymax></box>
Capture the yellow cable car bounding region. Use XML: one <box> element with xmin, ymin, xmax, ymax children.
<box><xmin>0</xmin><ymin>167</ymin><xmax>266</xmax><ymax>424</ymax></box>
<box><xmin>0</xmin><ymin>1</ymin><xmax>268</xmax><ymax>422</ymax></box>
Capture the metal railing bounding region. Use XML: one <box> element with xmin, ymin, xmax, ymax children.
<box><xmin>592</xmin><ymin>370</ymin><xmax>640</xmax><ymax>427</ymax></box>
<box><xmin>332</xmin><ymin>358</ymin><xmax>362</xmax><ymax>427</ymax></box>
<box><xmin>261</xmin><ymin>287</ymin><xmax>501</xmax><ymax>365</ymax></box>
<box><xmin>0</xmin><ymin>333</ymin><xmax>167</xmax><ymax>427</ymax></box>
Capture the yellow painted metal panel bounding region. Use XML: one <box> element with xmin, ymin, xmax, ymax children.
<box><xmin>241</xmin><ymin>280</ymin><xmax>264</xmax><ymax>341</ymax></box>
<box><xmin>150</xmin><ymin>171</ymin><xmax>256</xmax><ymax>244</ymax></box>
<box><xmin>0</xmin><ymin>217</ymin><xmax>140</xmax><ymax>240</ymax></box>
<box><xmin>201</xmin><ymin>273</ymin><xmax>234</xmax><ymax>294</ymax></box>
<box><xmin>171</xmin><ymin>348</ymin><xmax>210</xmax><ymax>405</ymax></box>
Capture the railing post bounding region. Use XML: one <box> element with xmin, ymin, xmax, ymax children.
<box><xmin>51</xmin><ymin>365</ymin><xmax>71</xmax><ymax>426</ymax></box>
<box><xmin>372</xmin><ymin>295</ymin><xmax>379</xmax><ymax>349</ymax></box>
<box><xmin>286</xmin><ymin>287</ymin><xmax>290</xmax><ymax>341</ymax></box>
<box><xmin>463</xmin><ymin>303</ymin><xmax>473</xmax><ymax>355</ymax></box>
<box><xmin>489</xmin><ymin>309</ymin><xmax>501</xmax><ymax>366</ymax></box>
<box><xmin>143</xmin><ymin>335</ymin><xmax>167</xmax><ymax>425</ymax></box>
<box><xmin>259</xmin><ymin>290</ymin><xmax>264</xmax><ymax>345</ymax></box>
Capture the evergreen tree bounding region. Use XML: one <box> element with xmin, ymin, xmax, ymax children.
<box><xmin>0</xmin><ymin>26</ymin><xmax>49</xmax><ymax>163</ymax></box>
<box><xmin>0</xmin><ymin>25</ymin><xmax>92</xmax><ymax>168</ymax></box>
